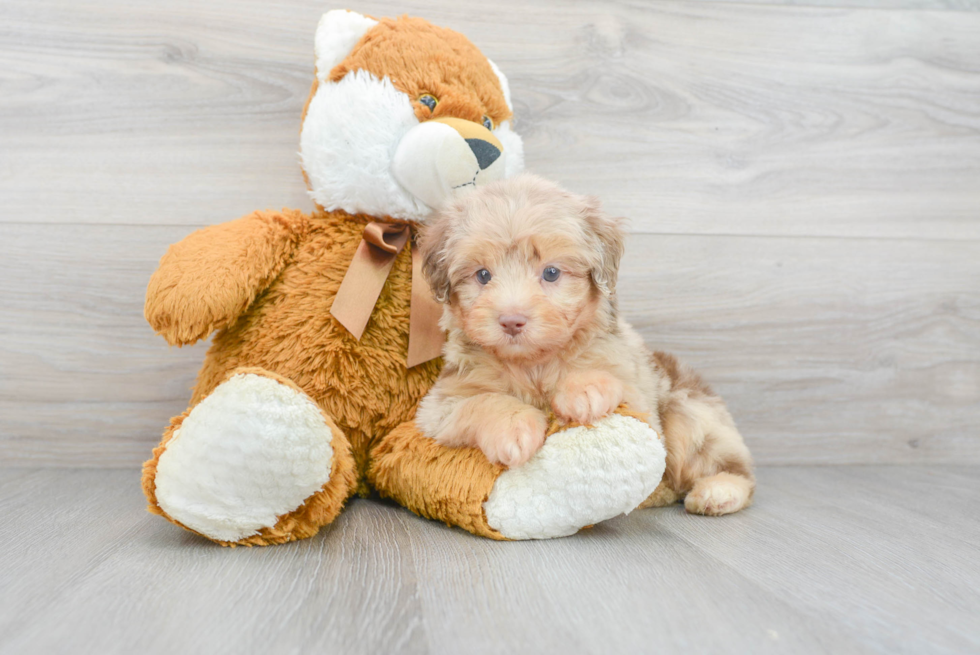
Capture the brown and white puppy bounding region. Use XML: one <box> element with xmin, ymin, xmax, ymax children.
<box><xmin>417</xmin><ymin>174</ymin><xmax>755</xmax><ymax>515</ymax></box>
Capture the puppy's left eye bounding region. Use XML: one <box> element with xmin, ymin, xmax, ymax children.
<box><xmin>476</xmin><ymin>269</ymin><xmax>492</xmax><ymax>285</ymax></box>
<box><xmin>482</xmin><ymin>115</ymin><xmax>493</xmax><ymax>130</ymax></box>
<box><xmin>542</xmin><ymin>266</ymin><xmax>561</xmax><ymax>282</ymax></box>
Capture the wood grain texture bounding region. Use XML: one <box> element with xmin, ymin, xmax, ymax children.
<box><xmin>1</xmin><ymin>0</ymin><xmax>979</xmax><ymax>238</ymax></box>
<box><xmin>1</xmin><ymin>466</ymin><xmax>977</xmax><ymax>655</ymax></box>
<box><xmin>710</xmin><ymin>0</ymin><xmax>980</xmax><ymax>10</ymax></box>
<box><xmin>1</xmin><ymin>224</ymin><xmax>977</xmax><ymax>466</ymax></box>
<box><xmin>1</xmin><ymin>1</ymin><xmax>978</xmax><ymax>465</ymax></box>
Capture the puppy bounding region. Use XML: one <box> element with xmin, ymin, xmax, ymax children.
<box><xmin>416</xmin><ymin>174</ymin><xmax>755</xmax><ymax>515</ymax></box>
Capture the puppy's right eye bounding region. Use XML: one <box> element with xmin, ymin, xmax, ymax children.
<box><xmin>476</xmin><ymin>269</ymin><xmax>492</xmax><ymax>285</ymax></box>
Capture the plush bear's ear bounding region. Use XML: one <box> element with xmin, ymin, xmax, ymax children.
<box><xmin>314</xmin><ymin>10</ymin><xmax>379</xmax><ymax>83</ymax></box>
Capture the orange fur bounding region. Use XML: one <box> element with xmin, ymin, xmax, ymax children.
<box><xmin>368</xmin><ymin>420</ymin><xmax>508</xmax><ymax>541</ymax></box>
<box><xmin>145</xmin><ymin>210</ymin><xmax>306</xmax><ymax>346</ymax></box>
<box><xmin>142</xmin><ymin>209</ymin><xmax>443</xmax><ymax>544</ymax></box>
<box><xmin>418</xmin><ymin>174</ymin><xmax>755</xmax><ymax>514</ymax></box>
<box><xmin>141</xmin><ymin>12</ymin><xmax>523</xmax><ymax>546</ymax></box>
<box><xmin>368</xmin><ymin>405</ymin><xmax>652</xmax><ymax>537</ymax></box>
<box><xmin>151</xmin><ymin>209</ymin><xmax>442</xmax><ymax>489</ymax></box>
<box><xmin>329</xmin><ymin>16</ymin><xmax>512</xmax><ymax>127</ymax></box>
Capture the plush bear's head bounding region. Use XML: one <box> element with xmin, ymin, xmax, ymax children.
<box><xmin>300</xmin><ymin>11</ymin><xmax>524</xmax><ymax>222</ymax></box>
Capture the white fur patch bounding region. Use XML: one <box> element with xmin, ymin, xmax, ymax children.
<box><xmin>154</xmin><ymin>374</ymin><xmax>334</xmax><ymax>542</ymax></box>
<box><xmin>300</xmin><ymin>70</ymin><xmax>432</xmax><ymax>221</ymax></box>
<box><xmin>484</xmin><ymin>413</ymin><xmax>665</xmax><ymax>540</ymax></box>
<box><xmin>494</xmin><ymin>121</ymin><xmax>525</xmax><ymax>179</ymax></box>
<box><xmin>314</xmin><ymin>10</ymin><xmax>378</xmax><ymax>82</ymax></box>
<box><xmin>392</xmin><ymin>120</ymin><xmax>509</xmax><ymax>211</ymax></box>
<box><xmin>392</xmin><ymin>121</ymin><xmax>479</xmax><ymax>210</ymax></box>
<box><xmin>487</xmin><ymin>59</ymin><xmax>513</xmax><ymax>110</ymax></box>
<box><xmin>301</xmin><ymin>70</ymin><xmax>526</xmax><ymax>222</ymax></box>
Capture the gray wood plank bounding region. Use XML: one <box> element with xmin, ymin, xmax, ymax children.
<box><xmin>2</xmin><ymin>224</ymin><xmax>976</xmax><ymax>466</ymax></box>
<box><xmin>0</xmin><ymin>470</ymin><xmax>428</xmax><ymax>655</ymax></box>
<box><xmin>393</xmin><ymin>501</ymin><xmax>852</xmax><ymax>654</ymax></box>
<box><xmin>2</xmin><ymin>1</ymin><xmax>979</xmax><ymax>239</ymax></box>
<box><xmin>1</xmin><ymin>466</ymin><xmax>978</xmax><ymax>654</ymax></box>
<box><xmin>620</xmin><ymin>234</ymin><xmax>980</xmax><ymax>466</ymax></box>
<box><xmin>707</xmin><ymin>0</ymin><xmax>980</xmax><ymax>10</ymax></box>
<box><xmin>641</xmin><ymin>466</ymin><xmax>980</xmax><ymax>654</ymax></box>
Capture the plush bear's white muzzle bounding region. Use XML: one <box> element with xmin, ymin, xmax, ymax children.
<box><xmin>392</xmin><ymin>117</ymin><xmax>507</xmax><ymax>212</ymax></box>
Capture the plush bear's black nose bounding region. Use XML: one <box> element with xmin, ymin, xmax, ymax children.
<box><xmin>465</xmin><ymin>139</ymin><xmax>501</xmax><ymax>170</ymax></box>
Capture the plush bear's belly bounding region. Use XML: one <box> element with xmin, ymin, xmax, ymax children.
<box><xmin>192</xmin><ymin>210</ymin><xmax>442</xmax><ymax>488</ymax></box>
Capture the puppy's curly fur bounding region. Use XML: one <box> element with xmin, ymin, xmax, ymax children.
<box><xmin>417</xmin><ymin>174</ymin><xmax>755</xmax><ymax>515</ymax></box>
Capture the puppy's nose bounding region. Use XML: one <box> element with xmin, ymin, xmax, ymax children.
<box><xmin>499</xmin><ymin>314</ymin><xmax>527</xmax><ymax>336</ymax></box>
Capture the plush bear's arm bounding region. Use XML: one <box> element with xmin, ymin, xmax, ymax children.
<box><xmin>145</xmin><ymin>209</ymin><xmax>307</xmax><ymax>346</ymax></box>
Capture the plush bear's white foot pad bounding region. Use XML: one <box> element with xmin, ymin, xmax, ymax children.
<box><xmin>483</xmin><ymin>413</ymin><xmax>666</xmax><ymax>540</ymax></box>
<box><xmin>154</xmin><ymin>373</ymin><xmax>334</xmax><ymax>542</ymax></box>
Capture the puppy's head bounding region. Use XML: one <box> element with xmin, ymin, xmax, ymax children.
<box><xmin>420</xmin><ymin>173</ymin><xmax>624</xmax><ymax>362</ymax></box>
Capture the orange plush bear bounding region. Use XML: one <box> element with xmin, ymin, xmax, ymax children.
<box><xmin>141</xmin><ymin>10</ymin><xmax>665</xmax><ymax>546</ymax></box>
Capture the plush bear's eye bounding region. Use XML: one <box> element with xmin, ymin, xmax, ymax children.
<box><xmin>482</xmin><ymin>115</ymin><xmax>493</xmax><ymax>130</ymax></box>
<box><xmin>542</xmin><ymin>266</ymin><xmax>561</xmax><ymax>282</ymax></box>
<box><xmin>476</xmin><ymin>269</ymin><xmax>492</xmax><ymax>285</ymax></box>
<box><xmin>419</xmin><ymin>94</ymin><xmax>438</xmax><ymax>111</ymax></box>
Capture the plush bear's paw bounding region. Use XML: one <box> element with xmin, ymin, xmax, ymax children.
<box><xmin>552</xmin><ymin>370</ymin><xmax>624</xmax><ymax>425</ymax></box>
<box><xmin>153</xmin><ymin>373</ymin><xmax>336</xmax><ymax>543</ymax></box>
<box><xmin>482</xmin><ymin>412</ymin><xmax>665</xmax><ymax>540</ymax></box>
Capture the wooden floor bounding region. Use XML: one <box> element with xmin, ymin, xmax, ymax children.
<box><xmin>1</xmin><ymin>466</ymin><xmax>977</xmax><ymax>654</ymax></box>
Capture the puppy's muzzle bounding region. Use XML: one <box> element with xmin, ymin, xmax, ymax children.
<box><xmin>392</xmin><ymin>116</ymin><xmax>506</xmax><ymax>213</ymax></box>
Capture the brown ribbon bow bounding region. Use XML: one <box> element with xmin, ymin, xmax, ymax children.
<box><xmin>330</xmin><ymin>221</ymin><xmax>443</xmax><ymax>368</ymax></box>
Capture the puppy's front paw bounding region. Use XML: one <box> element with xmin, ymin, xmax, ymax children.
<box><xmin>478</xmin><ymin>408</ymin><xmax>548</xmax><ymax>468</ymax></box>
<box><xmin>552</xmin><ymin>370</ymin><xmax>624</xmax><ymax>425</ymax></box>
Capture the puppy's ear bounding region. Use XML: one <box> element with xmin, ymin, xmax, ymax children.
<box><xmin>418</xmin><ymin>210</ymin><xmax>455</xmax><ymax>304</ymax></box>
<box><xmin>579</xmin><ymin>195</ymin><xmax>625</xmax><ymax>299</ymax></box>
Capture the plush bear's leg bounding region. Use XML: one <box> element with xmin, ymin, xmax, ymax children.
<box><xmin>369</xmin><ymin>420</ymin><xmax>509</xmax><ymax>540</ymax></box>
<box><xmin>142</xmin><ymin>367</ymin><xmax>357</xmax><ymax>546</ymax></box>
<box><xmin>369</xmin><ymin>407</ymin><xmax>666</xmax><ymax>540</ymax></box>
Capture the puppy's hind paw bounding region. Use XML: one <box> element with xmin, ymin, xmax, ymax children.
<box><xmin>684</xmin><ymin>473</ymin><xmax>754</xmax><ymax>516</ymax></box>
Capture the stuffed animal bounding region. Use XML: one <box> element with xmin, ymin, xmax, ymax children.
<box><xmin>141</xmin><ymin>10</ymin><xmax>666</xmax><ymax>546</ymax></box>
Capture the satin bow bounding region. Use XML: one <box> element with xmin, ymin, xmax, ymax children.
<box><xmin>330</xmin><ymin>221</ymin><xmax>443</xmax><ymax>368</ymax></box>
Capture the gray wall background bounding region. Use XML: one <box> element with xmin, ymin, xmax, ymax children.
<box><xmin>2</xmin><ymin>0</ymin><xmax>978</xmax><ymax>467</ymax></box>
